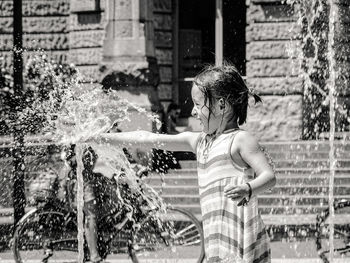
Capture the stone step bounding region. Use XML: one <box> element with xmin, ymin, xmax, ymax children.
<box><xmin>158</xmin><ymin>194</ymin><xmax>350</xmax><ymax>207</ymax></box>
<box><xmin>274</xmin><ymin>159</ymin><xmax>350</xmax><ymax>168</ymax></box>
<box><xmin>260</xmin><ymin>141</ymin><xmax>350</xmax><ymax>152</ymax></box>
<box><xmin>157</xmin><ymin>169</ymin><xmax>350</xmax><ymax>176</ymax></box>
<box><xmin>150</xmin><ymin>185</ymin><xmax>350</xmax><ymax>196</ymax></box>
<box><xmin>146</xmin><ymin>172</ymin><xmax>350</xmax><ymax>186</ymax></box>
<box><xmin>266</xmin><ymin>151</ymin><xmax>350</xmax><ymax>159</ymax></box>
<box><xmin>164</xmin><ymin>202</ymin><xmax>349</xmax><ymax>216</ymax></box>
<box><xmin>177</xmin><ymin>160</ymin><xmax>350</xmax><ymax>170</ymax></box>
<box><xmin>169</xmin><ymin>204</ymin><xmax>327</xmax><ymax>216</ymax></box>
<box><xmin>175</xmin><ymin>159</ymin><xmax>350</xmax><ymax>173</ymax></box>
<box><xmin>258</xmin><ymin>195</ymin><xmax>350</xmax><ymax>206</ymax></box>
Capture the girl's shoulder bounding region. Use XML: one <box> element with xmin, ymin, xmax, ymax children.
<box><xmin>231</xmin><ymin>130</ymin><xmax>260</xmax><ymax>151</ymax></box>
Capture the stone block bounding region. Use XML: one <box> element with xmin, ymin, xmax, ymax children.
<box><xmin>25</xmin><ymin>17</ymin><xmax>68</xmax><ymax>33</ymax></box>
<box><xmin>112</xmin><ymin>0</ymin><xmax>132</xmax><ymax>20</ymax></box>
<box><xmin>69</xmin><ymin>30</ymin><xmax>105</xmax><ymax>48</ymax></box>
<box><xmin>247</xmin><ymin>3</ymin><xmax>298</xmax><ymax>23</ymax></box>
<box><xmin>247</xmin><ymin>77</ymin><xmax>303</xmax><ymax>95</ymax></box>
<box><xmin>154</xmin><ymin>31</ymin><xmax>172</xmax><ymax>48</ymax></box>
<box><xmin>112</xmin><ymin>21</ymin><xmax>133</xmax><ymax>38</ymax></box>
<box><xmin>23</xmin><ymin>0</ymin><xmax>69</xmax><ymax>16</ymax></box>
<box><xmin>246</xmin><ymin>59</ymin><xmax>301</xmax><ymax>77</ymax></box>
<box><xmin>155</xmin><ymin>48</ymin><xmax>172</xmax><ymax>65</ymax></box>
<box><xmin>0</xmin><ymin>17</ymin><xmax>69</xmax><ymax>34</ymax></box>
<box><xmin>23</xmin><ymin>33</ymin><xmax>68</xmax><ymax>50</ymax></box>
<box><xmin>0</xmin><ymin>51</ymin><xmax>12</xmax><ymax>69</ymax></box>
<box><xmin>247</xmin><ymin>41</ymin><xmax>301</xmax><ymax>59</ymax></box>
<box><xmin>0</xmin><ymin>0</ymin><xmax>70</xmax><ymax>16</ymax></box>
<box><xmin>71</xmin><ymin>0</ymin><xmax>101</xmax><ymax>12</ymax></box>
<box><xmin>246</xmin><ymin>22</ymin><xmax>301</xmax><ymax>42</ymax></box>
<box><xmin>0</xmin><ymin>50</ymin><xmax>68</xmax><ymax>70</ymax></box>
<box><xmin>0</xmin><ymin>1</ymin><xmax>13</xmax><ymax>16</ymax></box>
<box><xmin>154</xmin><ymin>0</ymin><xmax>172</xmax><ymax>13</ymax></box>
<box><xmin>242</xmin><ymin>95</ymin><xmax>303</xmax><ymax>141</ymax></box>
<box><xmin>158</xmin><ymin>84</ymin><xmax>173</xmax><ymax>100</ymax></box>
<box><xmin>159</xmin><ymin>66</ymin><xmax>172</xmax><ymax>82</ymax></box>
<box><xmin>69</xmin><ymin>13</ymin><xmax>105</xmax><ymax>31</ymax></box>
<box><xmin>0</xmin><ymin>35</ymin><xmax>12</xmax><ymax>51</ymax></box>
<box><xmin>154</xmin><ymin>14</ymin><xmax>172</xmax><ymax>30</ymax></box>
<box><xmin>69</xmin><ymin>48</ymin><xmax>102</xmax><ymax>65</ymax></box>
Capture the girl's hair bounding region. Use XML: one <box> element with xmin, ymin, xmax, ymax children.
<box><xmin>194</xmin><ymin>63</ymin><xmax>262</xmax><ymax>125</ymax></box>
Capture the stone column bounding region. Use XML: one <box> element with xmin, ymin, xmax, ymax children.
<box><xmin>100</xmin><ymin>0</ymin><xmax>161</xmax><ymax>133</ymax></box>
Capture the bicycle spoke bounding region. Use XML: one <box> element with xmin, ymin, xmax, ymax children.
<box><xmin>13</xmin><ymin>209</ymin><xmax>81</xmax><ymax>262</ymax></box>
<box><xmin>315</xmin><ymin>201</ymin><xmax>350</xmax><ymax>262</ymax></box>
<box><xmin>131</xmin><ymin>207</ymin><xmax>204</xmax><ymax>263</ymax></box>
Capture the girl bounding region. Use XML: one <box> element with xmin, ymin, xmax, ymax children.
<box><xmin>90</xmin><ymin>63</ymin><xmax>275</xmax><ymax>262</ymax></box>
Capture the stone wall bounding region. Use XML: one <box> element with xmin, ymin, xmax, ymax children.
<box><xmin>0</xmin><ymin>0</ymin><xmax>70</xmax><ymax>71</ymax></box>
<box><xmin>335</xmin><ymin>0</ymin><xmax>350</xmax><ymax>133</ymax></box>
<box><xmin>68</xmin><ymin>0</ymin><xmax>106</xmax><ymax>82</ymax></box>
<box><xmin>153</xmin><ymin>0</ymin><xmax>173</xmax><ymax>108</ymax></box>
<box><xmin>244</xmin><ymin>0</ymin><xmax>303</xmax><ymax>141</ymax></box>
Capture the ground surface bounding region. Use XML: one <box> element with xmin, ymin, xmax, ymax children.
<box><xmin>1</xmin><ymin>240</ymin><xmax>349</xmax><ymax>262</ymax></box>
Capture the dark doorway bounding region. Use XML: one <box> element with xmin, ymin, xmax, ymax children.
<box><xmin>176</xmin><ymin>0</ymin><xmax>246</xmax><ymax>117</ymax></box>
<box><xmin>223</xmin><ymin>0</ymin><xmax>246</xmax><ymax>75</ymax></box>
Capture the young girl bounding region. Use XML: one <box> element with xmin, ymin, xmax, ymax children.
<box><xmin>90</xmin><ymin>63</ymin><xmax>275</xmax><ymax>262</ymax></box>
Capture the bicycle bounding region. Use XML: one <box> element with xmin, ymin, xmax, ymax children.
<box><xmin>315</xmin><ymin>199</ymin><xmax>350</xmax><ymax>263</ymax></box>
<box><xmin>12</xmin><ymin>171</ymin><xmax>205</xmax><ymax>263</ymax></box>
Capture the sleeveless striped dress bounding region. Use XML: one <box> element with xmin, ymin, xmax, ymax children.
<box><xmin>196</xmin><ymin>130</ymin><xmax>271</xmax><ymax>263</ymax></box>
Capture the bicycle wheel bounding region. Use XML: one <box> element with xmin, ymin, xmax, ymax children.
<box><xmin>130</xmin><ymin>207</ymin><xmax>205</xmax><ymax>263</ymax></box>
<box><xmin>315</xmin><ymin>200</ymin><xmax>350</xmax><ymax>263</ymax></box>
<box><xmin>12</xmin><ymin>207</ymin><xmax>82</xmax><ymax>263</ymax></box>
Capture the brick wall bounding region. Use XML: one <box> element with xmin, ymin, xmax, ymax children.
<box><xmin>244</xmin><ymin>0</ymin><xmax>303</xmax><ymax>141</ymax></box>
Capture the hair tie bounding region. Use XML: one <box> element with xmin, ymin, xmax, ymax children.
<box><xmin>248</xmin><ymin>88</ymin><xmax>262</xmax><ymax>104</ymax></box>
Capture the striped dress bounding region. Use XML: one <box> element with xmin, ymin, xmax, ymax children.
<box><xmin>196</xmin><ymin>130</ymin><xmax>271</xmax><ymax>263</ymax></box>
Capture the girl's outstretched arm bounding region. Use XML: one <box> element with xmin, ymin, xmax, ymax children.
<box><xmin>92</xmin><ymin>131</ymin><xmax>201</xmax><ymax>153</ymax></box>
<box><xmin>224</xmin><ymin>131</ymin><xmax>276</xmax><ymax>201</ymax></box>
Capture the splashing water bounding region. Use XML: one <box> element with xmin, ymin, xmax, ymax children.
<box><xmin>11</xmin><ymin>52</ymin><xmax>167</xmax><ymax>262</ymax></box>
<box><xmin>326</xmin><ymin>0</ymin><xmax>337</xmax><ymax>260</ymax></box>
<box><xmin>286</xmin><ymin>0</ymin><xmax>341</xmax><ymax>260</ymax></box>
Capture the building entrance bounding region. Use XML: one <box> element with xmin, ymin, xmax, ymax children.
<box><xmin>175</xmin><ymin>0</ymin><xmax>246</xmax><ymax>117</ymax></box>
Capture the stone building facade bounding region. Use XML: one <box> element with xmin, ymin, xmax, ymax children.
<box><xmin>0</xmin><ymin>0</ymin><xmax>349</xmax><ymax>141</ymax></box>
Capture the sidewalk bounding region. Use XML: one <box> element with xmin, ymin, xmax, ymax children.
<box><xmin>0</xmin><ymin>240</ymin><xmax>348</xmax><ymax>263</ymax></box>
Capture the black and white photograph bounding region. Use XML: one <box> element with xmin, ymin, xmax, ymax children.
<box><xmin>0</xmin><ymin>0</ymin><xmax>349</xmax><ymax>262</ymax></box>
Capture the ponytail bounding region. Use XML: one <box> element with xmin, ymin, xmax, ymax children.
<box><xmin>249</xmin><ymin>89</ymin><xmax>262</xmax><ymax>104</ymax></box>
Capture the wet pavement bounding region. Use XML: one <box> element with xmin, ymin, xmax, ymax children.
<box><xmin>1</xmin><ymin>240</ymin><xmax>349</xmax><ymax>262</ymax></box>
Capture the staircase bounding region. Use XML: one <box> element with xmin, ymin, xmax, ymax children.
<box><xmin>146</xmin><ymin>141</ymin><xmax>350</xmax><ymax>226</ymax></box>
<box><xmin>1</xmin><ymin>140</ymin><xmax>350</xmax><ymax>227</ymax></box>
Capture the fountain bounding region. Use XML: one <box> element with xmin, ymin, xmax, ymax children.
<box><xmin>0</xmin><ymin>0</ymin><xmax>349</xmax><ymax>262</ymax></box>
<box><xmin>0</xmin><ymin>51</ymin><xmax>173</xmax><ymax>262</ymax></box>
<box><xmin>285</xmin><ymin>0</ymin><xmax>349</xmax><ymax>261</ymax></box>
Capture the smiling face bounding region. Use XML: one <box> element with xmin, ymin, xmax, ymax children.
<box><xmin>191</xmin><ymin>83</ymin><xmax>222</xmax><ymax>134</ymax></box>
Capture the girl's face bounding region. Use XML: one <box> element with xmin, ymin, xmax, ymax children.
<box><xmin>191</xmin><ymin>83</ymin><xmax>222</xmax><ymax>134</ymax></box>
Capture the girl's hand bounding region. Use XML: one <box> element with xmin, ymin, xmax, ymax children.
<box><xmin>224</xmin><ymin>184</ymin><xmax>250</xmax><ymax>202</ymax></box>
